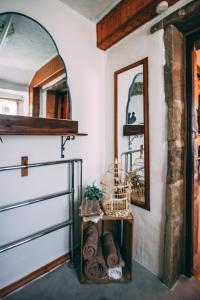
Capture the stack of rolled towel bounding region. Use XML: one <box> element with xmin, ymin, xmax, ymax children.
<box><xmin>102</xmin><ymin>233</ymin><xmax>125</xmax><ymax>268</ymax></box>
<box><xmin>83</xmin><ymin>225</ymin><xmax>125</xmax><ymax>280</ymax></box>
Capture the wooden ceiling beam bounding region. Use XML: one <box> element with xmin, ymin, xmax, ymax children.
<box><xmin>96</xmin><ymin>0</ymin><xmax>180</xmax><ymax>50</ymax></box>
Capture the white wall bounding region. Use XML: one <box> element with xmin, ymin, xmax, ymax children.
<box><xmin>104</xmin><ymin>0</ymin><xmax>194</xmax><ymax>276</ymax></box>
<box><xmin>0</xmin><ymin>0</ymin><xmax>106</xmax><ymax>288</ymax></box>
<box><xmin>104</xmin><ymin>24</ymin><xmax>167</xmax><ymax>277</ymax></box>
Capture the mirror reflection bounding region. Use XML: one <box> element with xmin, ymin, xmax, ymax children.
<box><xmin>0</xmin><ymin>13</ymin><xmax>71</xmax><ymax>119</ymax></box>
<box><xmin>115</xmin><ymin>59</ymin><xmax>149</xmax><ymax>209</ymax></box>
<box><xmin>126</xmin><ymin>72</ymin><xmax>144</xmax><ymax>125</ymax></box>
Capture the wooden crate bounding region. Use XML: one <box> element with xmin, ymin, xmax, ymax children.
<box><xmin>80</xmin><ymin>214</ymin><xmax>133</xmax><ymax>283</ymax></box>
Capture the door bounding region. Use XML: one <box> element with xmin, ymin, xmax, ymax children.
<box><xmin>187</xmin><ymin>32</ymin><xmax>200</xmax><ymax>279</ymax></box>
<box><xmin>193</xmin><ymin>41</ymin><xmax>200</xmax><ymax>278</ymax></box>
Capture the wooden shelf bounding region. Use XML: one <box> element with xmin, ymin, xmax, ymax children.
<box><xmin>0</xmin><ymin>114</ymin><xmax>88</xmax><ymax>136</ymax></box>
<box><xmin>62</xmin><ymin>133</ymin><xmax>87</xmax><ymax>137</ymax></box>
<box><xmin>123</xmin><ymin>124</ymin><xmax>144</xmax><ymax>136</ymax></box>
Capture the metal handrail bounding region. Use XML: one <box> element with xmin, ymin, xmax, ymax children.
<box><xmin>0</xmin><ymin>190</ymin><xmax>72</xmax><ymax>212</ymax></box>
<box><xmin>0</xmin><ymin>158</ymin><xmax>83</xmax><ymax>264</ymax></box>
<box><xmin>0</xmin><ymin>220</ymin><xmax>72</xmax><ymax>253</ymax></box>
<box><xmin>121</xmin><ymin>148</ymin><xmax>141</xmax><ymax>156</ymax></box>
<box><xmin>0</xmin><ymin>158</ymin><xmax>82</xmax><ymax>172</ymax></box>
<box><xmin>121</xmin><ymin>148</ymin><xmax>142</xmax><ymax>172</ymax></box>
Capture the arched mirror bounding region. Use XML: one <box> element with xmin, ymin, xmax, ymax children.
<box><xmin>126</xmin><ymin>73</ymin><xmax>143</xmax><ymax>125</ymax></box>
<box><xmin>114</xmin><ymin>58</ymin><xmax>150</xmax><ymax>210</ymax></box>
<box><xmin>0</xmin><ymin>13</ymin><xmax>76</xmax><ymax>135</ymax></box>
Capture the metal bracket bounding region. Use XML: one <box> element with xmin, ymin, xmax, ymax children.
<box><xmin>61</xmin><ymin>136</ymin><xmax>75</xmax><ymax>158</ymax></box>
<box><xmin>128</xmin><ymin>135</ymin><xmax>143</xmax><ymax>150</ymax></box>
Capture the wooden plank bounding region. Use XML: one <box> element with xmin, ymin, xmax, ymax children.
<box><xmin>97</xmin><ymin>0</ymin><xmax>180</xmax><ymax>50</ymax></box>
<box><xmin>29</xmin><ymin>55</ymin><xmax>66</xmax><ymax>117</ymax></box>
<box><xmin>80</xmin><ymin>266</ymin><xmax>131</xmax><ymax>284</ymax></box>
<box><xmin>123</xmin><ymin>218</ymin><xmax>133</xmax><ymax>280</ymax></box>
<box><xmin>21</xmin><ymin>156</ymin><xmax>28</xmax><ymax>177</ymax></box>
<box><xmin>123</xmin><ymin>125</ymin><xmax>144</xmax><ymax>136</ymax></box>
<box><xmin>30</xmin><ymin>55</ymin><xmax>65</xmax><ymax>88</ymax></box>
<box><xmin>46</xmin><ymin>92</ymin><xmax>56</xmax><ymax>119</ymax></box>
<box><xmin>101</xmin><ymin>213</ymin><xmax>133</xmax><ymax>221</ymax></box>
<box><xmin>32</xmin><ymin>87</ymin><xmax>40</xmax><ymax>118</ymax></box>
<box><xmin>0</xmin><ymin>114</ymin><xmax>79</xmax><ymax>135</ymax></box>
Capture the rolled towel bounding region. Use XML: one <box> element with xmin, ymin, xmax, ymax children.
<box><xmin>116</xmin><ymin>244</ymin><xmax>125</xmax><ymax>268</ymax></box>
<box><xmin>107</xmin><ymin>267</ymin><xmax>123</xmax><ymax>280</ymax></box>
<box><xmin>83</xmin><ymin>225</ymin><xmax>98</xmax><ymax>260</ymax></box>
<box><xmin>102</xmin><ymin>233</ymin><xmax>119</xmax><ymax>268</ymax></box>
<box><xmin>83</xmin><ymin>243</ymin><xmax>107</xmax><ymax>280</ymax></box>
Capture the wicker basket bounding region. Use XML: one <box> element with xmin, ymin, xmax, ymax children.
<box><xmin>101</xmin><ymin>161</ymin><xmax>131</xmax><ymax>217</ymax></box>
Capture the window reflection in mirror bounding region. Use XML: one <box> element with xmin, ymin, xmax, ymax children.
<box><xmin>0</xmin><ymin>97</ymin><xmax>19</xmax><ymax>115</ymax></box>
<box><xmin>0</xmin><ymin>13</ymin><xmax>71</xmax><ymax>119</ymax></box>
<box><xmin>126</xmin><ymin>73</ymin><xmax>144</xmax><ymax>125</ymax></box>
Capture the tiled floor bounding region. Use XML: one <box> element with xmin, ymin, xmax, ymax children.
<box><xmin>3</xmin><ymin>261</ymin><xmax>200</xmax><ymax>300</ymax></box>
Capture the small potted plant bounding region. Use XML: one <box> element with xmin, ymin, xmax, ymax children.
<box><xmin>80</xmin><ymin>184</ymin><xmax>103</xmax><ymax>217</ymax></box>
<box><xmin>127</xmin><ymin>171</ymin><xmax>142</xmax><ymax>187</ymax></box>
<box><xmin>84</xmin><ymin>184</ymin><xmax>103</xmax><ymax>200</ymax></box>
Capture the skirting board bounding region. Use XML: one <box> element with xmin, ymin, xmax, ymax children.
<box><xmin>0</xmin><ymin>252</ymin><xmax>70</xmax><ymax>298</ymax></box>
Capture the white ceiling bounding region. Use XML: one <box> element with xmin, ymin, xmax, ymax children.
<box><xmin>0</xmin><ymin>14</ymin><xmax>58</xmax><ymax>87</ymax></box>
<box><xmin>59</xmin><ymin>0</ymin><xmax>122</xmax><ymax>22</ymax></box>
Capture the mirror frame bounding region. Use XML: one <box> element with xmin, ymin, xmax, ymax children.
<box><xmin>0</xmin><ymin>12</ymin><xmax>76</xmax><ymax>136</ymax></box>
<box><xmin>114</xmin><ymin>57</ymin><xmax>150</xmax><ymax>210</ymax></box>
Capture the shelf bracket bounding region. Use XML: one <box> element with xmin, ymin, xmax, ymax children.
<box><xmin>61</xmin><ymin>136</ymin><xmax>75</xmax><ymax>158</ymax></box>
<box><xmin>128</xmin><ymin>135</ymin><xmax>143</xmax><ymax>150</ymax></box>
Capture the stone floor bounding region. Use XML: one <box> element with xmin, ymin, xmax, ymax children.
<box><xmin>3</xmin><ymin>261</ymin><xmax>200</xmax><ymax>300</ymax></box>
<box><xmin>171</xmin><ymin>275</ymin><xmax>200</xmax><ymax>300</ymax></box>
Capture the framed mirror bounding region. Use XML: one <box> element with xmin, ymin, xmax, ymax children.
<box><xmin>114</xmin><ymin>58</ymin><xmax>150</xmax><ymax>210</ymax></box>
<box><xmin>0</xmin><ymin>13</ymin><xmax>77</xmax><ymax>135</ymax></box>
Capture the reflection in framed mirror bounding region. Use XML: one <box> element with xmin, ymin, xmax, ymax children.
<box><xmin>114</xmin><ymin>58</ymin><xmax>150</xmax><ymax>210</ymax></box>
<box><xmin>0</xmin><ymin>13</ymin><xmax>71</xmax><ymax>121</ymax></box>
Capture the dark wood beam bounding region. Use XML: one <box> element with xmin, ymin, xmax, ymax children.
<box><xmin>97</xmin><ymin>0</ymin><xmax>180</xmax><ymax>50</ymax></box>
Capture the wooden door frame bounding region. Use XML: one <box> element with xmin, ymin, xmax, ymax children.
<box><xmin>185</xmin><ymin>29</ymin><xmax>200</xmax><ymax>277</ymax></box>
<box><xmin>150</xmin><ymin>0</ymin><xmax>200</xmax><ymax>287</ymax></box>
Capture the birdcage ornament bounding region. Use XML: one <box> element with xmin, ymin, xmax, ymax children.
<box><xmin>101</xmin><ymin>160</ymin><xmax>131</xmax><ymax>217</ymax></box>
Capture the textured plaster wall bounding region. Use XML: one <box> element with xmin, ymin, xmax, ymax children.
<box><xmin>104</xmin><ymin>25</ymin><xmax>167</xmax><ymax>276</ymax></box>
